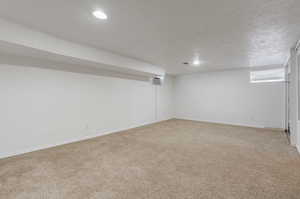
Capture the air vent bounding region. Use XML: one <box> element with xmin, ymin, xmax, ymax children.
<box><xmin>151</xmin><ymin>76</ymin><xmax>163</xmax><ymax>85</ymax></box>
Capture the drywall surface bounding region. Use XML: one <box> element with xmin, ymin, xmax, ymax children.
<box><xmin>0</xmin><ymin>18</ymin><xmax>165</xmax><ymax>76</ymax></box>
<box><xmin>0</xmin><ymin>64</ymin><xmax>173</xmax><ymax>158</ymax></box>
<box><xmin>174</xmin><ymin>69</ymin><xmax>285</xmax><ymax>128</ymax></box>
<box><xmin>287</xmin><ymin>49</ymin><xmax>298</xmax><ymax>147</ymax></box>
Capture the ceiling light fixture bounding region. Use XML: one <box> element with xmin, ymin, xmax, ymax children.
<box><xmin>192</xmin><ymin>59</ymin><xmax>201</xmax><ymax>66</ymax></box>
<box><xmin>93</xmin><ymin>10</ymin><xmax>108</xmax><ymax>20</ymax></box>
<box><xmin>183</xmin><ymin>55</ymin><xmax>203</xmax><ymax>67</ymax></box>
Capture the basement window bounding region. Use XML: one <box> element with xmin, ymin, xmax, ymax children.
<box><xmin>250</xmin><ymin>68</ymin><xmax>285</xmax><ymax>83</ymax></box>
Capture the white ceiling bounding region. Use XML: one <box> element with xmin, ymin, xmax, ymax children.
<box><xmin>0</xmin><ymin>0</ymin><xmax>299</xmax><ymax>75</ymax></box>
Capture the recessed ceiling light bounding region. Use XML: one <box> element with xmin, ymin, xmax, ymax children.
<box><xmin>183</xmin><ymin>57</ymin><xmax>203</xmax><ymax>67</ymax></box>
<box><xmin>93</xmin><ymin>10</ymin><xmax>108</xmax><ymax>20</ymax></box>
<box><xmin>192</xmin><ymin>59</ymin><xmax>201</xmax><ymax>66</ymax></box>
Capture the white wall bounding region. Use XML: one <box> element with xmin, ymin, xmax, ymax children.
<box><xmin>286</xmin><ymin>47</ymin><xmax>300</xmax><ymax>151</ymax></box>
<box><xmin>174</xmin><ymin>69</ymin><xmax>285</xmax><ymax>128</ymax></box>
<box><xmin>297</xmin><ymin>52</ymin><xmax>300</xmax><ymax>152</ymax></box>
<box><xmin>0</xmin><ymin>64</ymin><xmax>174</xmax><ymax>158</ymax></box>
<box><xmin>0</xmin><ymin>63</ymin><xmax>288</xmax><ymax>158</ymax></box>
<box><xmin>287</xmin><ymin>49</ymin><xmax>298</xmax><ymax>147</ymax></box>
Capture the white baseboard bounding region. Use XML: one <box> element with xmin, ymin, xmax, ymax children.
<box><xmin>0</xmin><ymin>118</ymin><xmax>171</xmax><ymax>159</ymax></box>
<box><xmin>175</xmin><ymin>117</ymin><xmax>271</xmax><ymax>129</ymax></box>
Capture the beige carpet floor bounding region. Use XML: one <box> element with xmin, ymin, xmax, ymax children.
<box><xmin>1</xmin><ymin>119</ymin><xmax>300</xmax><ymax>199</ymax></box>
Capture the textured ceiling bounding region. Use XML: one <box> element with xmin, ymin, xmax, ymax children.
<box><xmin>0</xmin><ymin>0</ymin><xmax>299</xmax><ymax>74</ymax></box>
